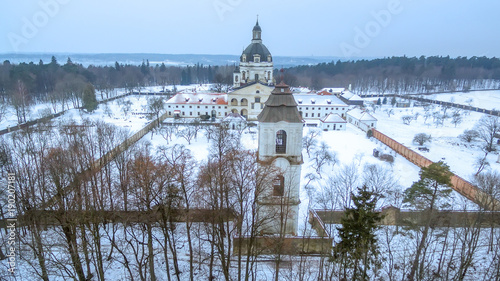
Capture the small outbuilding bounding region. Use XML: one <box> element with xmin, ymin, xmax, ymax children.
<box><xmin>319</xmin><ymin>113</ymin><xmax>347</xmax><ymax>131</ymax></box>
<box><xmin>346</xmin><ymin>108</ymin><xmax>377</xmax><ymax>131</ymax></box>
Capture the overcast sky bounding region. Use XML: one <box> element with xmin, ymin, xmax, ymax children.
<box><xmin>1</xmin><ymin>0</ymin><xmax>499</xmax><ymax>59</ymax></box>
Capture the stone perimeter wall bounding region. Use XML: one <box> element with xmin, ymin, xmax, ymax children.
<box><xmin>371</xmin><ymin>129</ymin><xmax>500</xmax><ymax>211</ymax></box>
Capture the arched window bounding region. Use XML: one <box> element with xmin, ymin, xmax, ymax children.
<box><xmin>235</xmin><ymin>75</ymin><xmax>239</xmax><ymax>82</ymax></box>
<box><xmin>272</xmin><ymin>175</ymin><xmax>284</xmax><ymax>196</ymax></box>
<box><xmin>231</xmin><ymin>98</ymin><xmax>238</xmax><ymax>106</ymax></box>
<box><xmin>276</xmin><ymin>130</ymin><xmax>287</xmax><ymax>154</ymax></box>
<box><xmin>242</xmin><ymin>71</ymin><xmax>246</xmax><ymax>80</ymax></box>
<box><xmin>241</xmin><ymin>98</ymin><xmax>248</xmax><ymax>106</ymax></box>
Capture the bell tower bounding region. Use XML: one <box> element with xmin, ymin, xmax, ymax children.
<box><xmin>257</xmin><ymin>80</ymin><xmax>303</xmax><ymax>235</ymax></box>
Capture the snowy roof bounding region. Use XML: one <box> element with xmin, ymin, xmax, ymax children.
<box><xmin>165</xmin><ymin>93</ymin><xmax>228</xmax><ymax>105</ymax></box>
<box><xmin>320</xmin><ymin>113</ymin><xmax>347</xmax><ymax>123</ymax></box>
<box><xmin>341</xmin><ymin>90</ymin><xmax>364</xmax><ymax>101</ymax></box>
<box><xmin>347</xmin><ymin>108</ymin><xmax>377</xmax><ymax>121</ymax></box>
<box><xmin>320</xmin><ymin>87</ymin><xmax>345</xmax><ymax>94</ymax></box>
<box><xmin>294</xmin><ymin>94</ymin><xmax>347</xmax><ymax>107</ymax></box>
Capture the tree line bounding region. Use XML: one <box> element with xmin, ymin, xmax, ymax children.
<box><xmin>0</xmin><ymin>57</ymin><xmax>235</xmax><ymax>123</ymax></box>
<box><xmin>283</xmin><ymin>55</ymin><xmax>500</xmax><ymax>93</ymax></box>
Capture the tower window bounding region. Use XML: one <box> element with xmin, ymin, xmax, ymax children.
<box><xmin>276</xmin><ymin>130</ymin><xmax>287</xmax><ymax>154</ymax></box>
<box><xmin>272</xmin><ymin>175</ymin><xmax>284</xmax><ymax>196</ymax></box>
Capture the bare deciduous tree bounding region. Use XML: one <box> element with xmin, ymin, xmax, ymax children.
<box><xmin>475</xmin><ymin>116</ymin><xmax>500</xmax><ymax>152</ymax></box>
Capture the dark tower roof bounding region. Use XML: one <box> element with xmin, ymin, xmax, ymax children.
<box><xmin>253</xmin><ymin>20</ymin><xmax>261</xmax><ymax>32</ymax></box>
<box><xmin>258</xmin><ymin>82</ymin><xmax>302</xmax><ymax>123</ymax></box>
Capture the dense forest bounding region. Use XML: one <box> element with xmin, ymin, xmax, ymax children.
<box><xmin>1</xmin><ymin>55</ymin><xmax>500</xmax><ymax>124</ymax></box>
<box><xmin>284</xmin><ymin>55</ymin><xmax>500</xmax><ymax>93</ymax></box>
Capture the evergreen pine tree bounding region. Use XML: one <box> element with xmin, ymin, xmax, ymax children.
<box><xmin>333</xmin><ymin>185</ymin><xmax>382</xmax><ymax>280</ymax></box>
<box><xmin>82</xmin><ymin>84</ymin><xmax>98</xmax><ymax>112</ymax></box>
<box><xmin>403</xmin><ymin>162</ymin><xmax>453</xmax><ymax>281</ymax></box>
<box><xmin>382</xmin><ymin>97</ymin><xmax>387</xmax><ymax>104</ymax></box>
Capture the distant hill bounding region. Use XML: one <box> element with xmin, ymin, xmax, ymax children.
<box><xmin>0</xmin><ymin>53</ymin><xmax>345</xmax><ymax>68</ymax></box>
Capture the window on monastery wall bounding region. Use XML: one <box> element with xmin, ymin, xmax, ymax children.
<box><xmin>276</xmin><ymin>130</ymin><xmax>287</xmax><ymax>154</ymax></box>
<box><xmin>260</xmin><ymin>104</ymin><xmax>264</xmax><ymax>109</ymax></box>
<box><xmin>272</xmin><ymin>175</ymin><xmax>284</xmax><ymax>196</ymax></box>
<box><xmin>241</xmin><ymin>98</ymin><xmax>248</xmax><ymax>106</ymax></box>
<box><xmin>255</xmin><ymin>97</ymin><xmax>260</xmax><ymax>103</ymax></box>
<box><xmin>305</xmin><ymin>113</ymin><xmax>308</xmax><ymax>117</ymax></box>
<box><xmin>198</xmin><ymin>112</ymin><xmax>200</xmax><ymax>115</ymax></box>
<box><xmin>251</xmin><ymin>103</ymin><xmax>255</xmax><ymax>109</ymax></box>
<box><xmin>242</xmin><ymin>72</ymin><xmax>246</xmax><ymax>80</ymax></box>
<box><xmin>190</xmin><ymin>112</ymin><xmax>192</xmax><ymax>116</ymax></box>
<box><xmin>235</xmin><ymin>75</ymin><xmax>239</xmax><ymax>82</ymax></box>
<box><xmin>312</xmin><ymin>113</ymin><xmax>315</xmax><ymax>117</ymax></box>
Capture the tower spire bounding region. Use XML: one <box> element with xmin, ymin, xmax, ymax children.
<box><xmin>252</xmin><ymin>16</ymin><xmax>262</xmax><ymax>41</ymax></box>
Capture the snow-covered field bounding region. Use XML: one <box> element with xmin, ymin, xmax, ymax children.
<box><xmin>425</xmin><ymin>90</ymin><xmax>500</xmax><ymax>111</ymax></box>
<box><xmin>0</xmin><ymin>84</ymin><xmax>215</xmax><ymax>131</ymax></box>
<box><xmin>366</xmin><ymin>100</ymin><xmax>500</xmax><ymax>185</ymax></box>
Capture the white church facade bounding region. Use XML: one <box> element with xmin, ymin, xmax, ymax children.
<box><xmin>233</xmin><ymin>19</ymin><xmax>274</xmax><ymax>88</ymax></box>
<box><xmin>165</xmin><ymin>20</ymin><xmax>354</xmax><ymax>123</ymax></box>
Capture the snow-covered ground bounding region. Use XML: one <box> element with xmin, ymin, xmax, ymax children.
<box><xmin>0</xmin><ymin>84</ymin><xmax>214</xmax><ymax>131</ymax></box>
<box><xmin>365</xmin><ymin>101</ymin><xmax>500</xmax><ymax>186</ymax></box>
<box><xmin>425</xmin><ymin>90</ymin><xmax>500</xmax><ymax>111</ymax></box>
<box><xmin>3</xmin><ymin>91</ymin><xmax>500</xmax><ymax>280</ymax></box>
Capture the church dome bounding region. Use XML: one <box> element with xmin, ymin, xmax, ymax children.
<box><xmin>241</xmin><ymin>43</ymin><xmax>272</xmax><ymax>62</ymax></box>
<box><xmin>241</xmin><ymin>19</ymin><xmax>272</xmax><ymax>63</ymax></box>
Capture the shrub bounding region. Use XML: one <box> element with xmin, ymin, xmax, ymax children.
<box><xmin>379</xmin><ymin>154</ymin><xmax>394</xmax><ymax>164</ymax></box>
